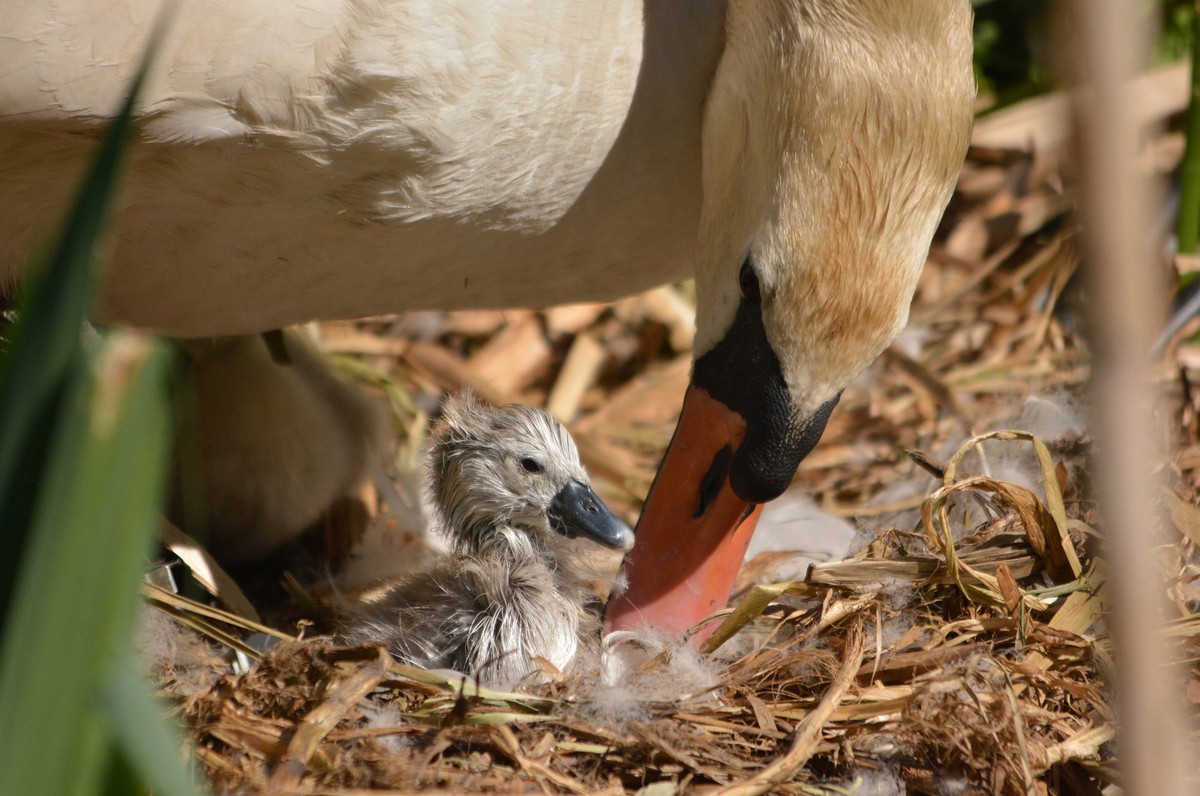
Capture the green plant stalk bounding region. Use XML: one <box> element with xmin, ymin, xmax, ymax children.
<box><xmin>0</xmin><ymin>22</ymin><xmax>195</xmax><ymax>793</ymax></box>
<box><xmin>0</xmin><ymin>66</ymin><xmax>146</xmax><ymax>620</ymax></box>
<box><xmin>1175</xmin><ymin>1</ymin><xmax>1200</xmax><ymax>257</ymax></box>
<box><xmin>0</xmin><ymin>335</ymin><xmax>184</xmax><ymax>795</ymax></box>
<box><xmin>103</xmin><ymin>656</ymin><xmax>200</xmax><ymax>795</ymax></box>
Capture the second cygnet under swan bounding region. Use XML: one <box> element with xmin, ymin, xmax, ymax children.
<box><xmin>340</xmin><ymin>394</ymin><xmax>632</xmax><ymax>688</ymax></box>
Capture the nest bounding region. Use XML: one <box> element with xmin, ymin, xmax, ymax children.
<box><xmin>143</xmin><ymin>79</ymin><xmax>1200</xmax><ymax>794</ymax></box>
<box><xmin>147</xmin><ymin>427</ymin><xmax>1115</xmax><ymax>794</ymax></box>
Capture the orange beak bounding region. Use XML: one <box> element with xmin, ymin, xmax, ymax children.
<box><xmin>603</xmin><ymin>384</ymin><xmax>763</xmax><ymax>642</ymax></box>
<box><xmin>604</xmin><ymin>271</ymin><xmax>840</xmax><ymax>641</ymax></box>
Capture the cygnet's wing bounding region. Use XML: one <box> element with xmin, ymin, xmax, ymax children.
<box><xmin>339</xmin><ymin>556</ymin><xmax>548</xmax><ymax>686</ymax></box>
<box><xmin>340</xmin><ymin>563</ymin><xmax>474</xmax><ymax>671</ymax></box>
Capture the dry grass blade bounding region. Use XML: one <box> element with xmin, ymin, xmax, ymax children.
<box><xmin>492</xmin><ymin>725</ymin><xmax>589</xmax><ymax>794</ymax></box>
<box><xmin>714</xmin><ymin>623</ymin><xmax>865</xmax><ymax>796</ymax></box>
<box><xmin>922</xmin><ymin>476</ymin><xmax>1051</xmax><ymax>607</ymax></box>
<box><xmin>808</xmin><ymin>546</ymin><xmax>1041</xmax><ymax>590</ymax></box>
<box><xmin>701</xmin><ymin>581</ymin><xmax>823</xmax><ymax>654</ymax></box>
<box><xmin>1002</xmin><ymin>671</ymin><xmax>1038</xmax><ymax>795</ymax></box>
<box><xmin>142</xmin><ymin>583</ymin><xmax>292</xmax><ymax>642</ymax></box>
<box><xmin>1161</xmin><ymin>488</ymin><xmax>1200</xmax><ymax>547</ymax></box>
<box><xmin>160</xmin><ymin>519</ymin><xmax>261</xmax><ymax>624</ymax></box>
<box><xmin>268</xmin><ymin>647</ymin><xmax>392</xmax><ymax>790</ymax></box>
<box><xmin>920</xmin><ymin>430</ymin><xmax>1087</xmax><ymax>611</ymax></box>
<box><xmin>1019</xmin><ymin>574</ymin><xmax>1106</xmax><ymax>680</ymax></box>
<box><xmin>942</xmin><ymin>430</ymin><xmax>1081</xmax><ymax>578</ymax></box>
<box><xmin>1036</xmin><ymin>727</ymin><xmax>1116</xmax><ymax>770</ymax></box>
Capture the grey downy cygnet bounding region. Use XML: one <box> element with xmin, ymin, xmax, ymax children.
<box><xmin>339</xmin><ymin>393</ymin><xmax>633</xmax><ymax>688</ymax></box>
<box><xmin>172</xmin><ymin>331</ymin><xmax>384</xmax><ymax>567</ymax></box>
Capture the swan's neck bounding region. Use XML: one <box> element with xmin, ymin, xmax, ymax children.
<box><xmin>694</xmin><ymin>0</ymin><xmax>974</xmax><ymax>416</ymax></box>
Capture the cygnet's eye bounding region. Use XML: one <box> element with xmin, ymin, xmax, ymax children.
<box><xmin>519</xmin><ymin>457</ymin><xmax>542</xmax><ymax>474</ymax></box>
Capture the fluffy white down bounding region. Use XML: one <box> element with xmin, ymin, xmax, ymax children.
<box><xmin>340</xmin><ymin>395</ymin><xmax>624</xmax><ymax>689</ymax></box>
<box><xmin>174</xmin><ymin>332</ymin><xmax>384</xmax><ymax>566</ymax></box>
<box><xmin>571</xmin><ymin>630</ymin><xmax>723</xmax><ymax>727</ymax></box>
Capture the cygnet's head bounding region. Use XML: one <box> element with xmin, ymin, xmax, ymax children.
<box><xmin>428</xmin><ymin>394</ymin><xmax>634</xmax><ymax>554</ymax></box>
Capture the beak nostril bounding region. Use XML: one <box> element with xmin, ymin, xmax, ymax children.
<box><xmin>549</xmin><ymin>480</ymin><xmax>625</xmax><ymax>550</ymax></box>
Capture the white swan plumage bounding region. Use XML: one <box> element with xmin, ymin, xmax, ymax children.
<box><xmin>0</xmin><ymin>0</ymin><xmax>975</xmax><ymax>637</ymax></box>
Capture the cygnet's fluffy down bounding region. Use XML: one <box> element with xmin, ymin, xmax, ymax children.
<box><xmin>339</xmin><ymin>394</ymin><xmax>633</xmax><ymax>689</ymax></box>
<box><xmin>172</xmin><ymin>331</ymin><xmax>385</xmax><ymax>566</ymax></box>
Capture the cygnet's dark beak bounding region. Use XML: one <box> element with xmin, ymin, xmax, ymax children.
<box><xmin>548</xmin><ymin>480</ymin><xmax>634</xmax><ymax>551</ymax></box>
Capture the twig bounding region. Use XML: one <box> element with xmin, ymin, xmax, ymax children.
<box><xmin>714</xmin><ymin>621</ymin><xmax>865</xmax><ymax>796</ymax></box>
<box><xmin>267</xmin><ymin>647</ymin><xmax>391</xmax><ymax>790</ymax></box>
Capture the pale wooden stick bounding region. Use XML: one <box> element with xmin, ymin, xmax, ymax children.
<box><xmin>546</xmin><ymin>332</ymin><xmax>605</xmax><ymax>423</ymax></box>
<box><xmin>465</xmin><ymin>313</ymin><xmax>551</xmax><ymax>395</ymax></box>
<box><xmin>267</xmin><ymin>647</ymin><xmax>391</xmax><ymax>790</ymax></box>
<box><xmin>1065</xmin><ymin>0</ymin><xmax>1190</xmax><ymax>793</ymax></box>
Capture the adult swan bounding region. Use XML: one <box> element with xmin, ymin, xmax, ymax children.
<box><xmin>0</xmin><ymin>0</ymin><xmax>975</xmax><ymax>637</ymax></box>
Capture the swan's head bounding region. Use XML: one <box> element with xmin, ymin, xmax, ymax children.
<box><xmin>608</xmin><ymin>0</ymin><xmax>975</xmax><ymax>637</ymax></box>
<box><xmin>428</xmin><ymin>394</ymin><xmax>633</xmax><ymax>554</ymax></box>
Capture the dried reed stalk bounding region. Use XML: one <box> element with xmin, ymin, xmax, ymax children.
<box><xmin>1064</xmin><ymin>0</ymin><xmax>1190</xmax><ymax>792</ymax></box>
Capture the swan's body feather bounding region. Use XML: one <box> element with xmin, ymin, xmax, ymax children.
<box><xmin>0</xmin><ymin>0</ymin><xmax>976</xmax><ymax>635</ymax></box>
<box><xmin>1</xmin><ymin>0</ymin><xmax>722</xmax><ymax>334</ymax></box>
